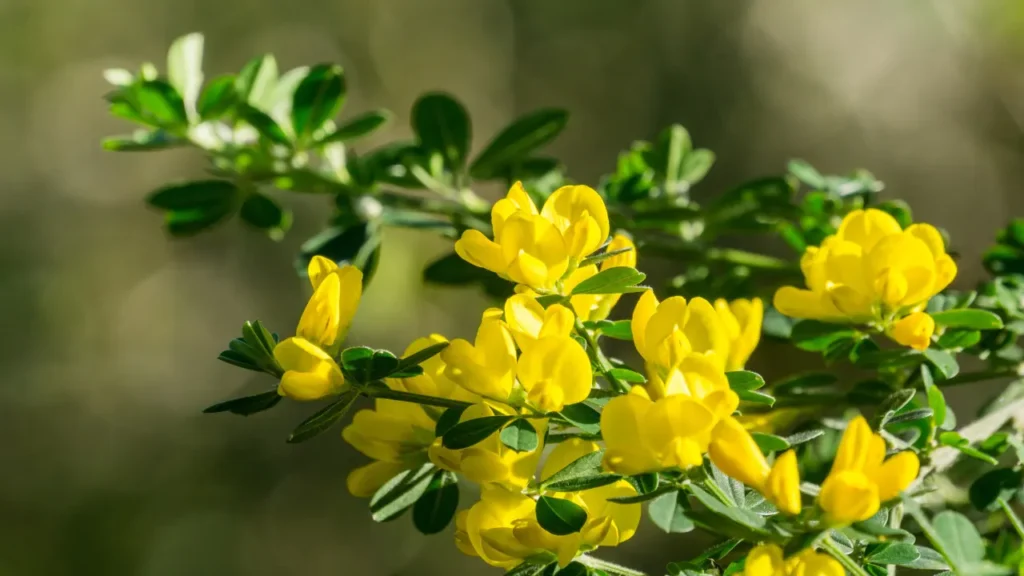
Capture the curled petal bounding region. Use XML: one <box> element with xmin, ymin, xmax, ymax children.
<box><xmin>888</xmin><ymin>312</ymin><xmax>935</xmax><ymax>351</ymax></box>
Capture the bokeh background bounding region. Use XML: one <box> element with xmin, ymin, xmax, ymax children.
<box><xmin>3</xmin><ymin>0</ymin><xmax>1024</xmax><ymax>574</ymax></box>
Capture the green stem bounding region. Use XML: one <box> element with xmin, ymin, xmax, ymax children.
<box><xmin>575</xmin><ymin>318</ymin><xmax>628</xmax><ymax>394</ymax></box>
<box><xmin>820</xmin><ymin>537</ymin><xmax>871</xmax><ymax>576</ymax></box>
<box><xmin>362</xmin><ymin>387</ymin><xmax>474</xmax><ymax>410</ymax></box>
<box><xmin>999</xmin><ymin>498</ymin><xmax>1024</xmax><ymax>540</ymax></box>
<box><xmin>902</xmin><ymin>496</ymin><xmax>964</xmax><ymax>575</ymax></box>
<box><xmin>702</xmin><ymin>478</ymin><xmax>735</xmax><ymax>507</ymax></box>
<box><xmin>577</xmin><ymin>555</ymin><xmax>648</xmax><ymax>576</ymax></box>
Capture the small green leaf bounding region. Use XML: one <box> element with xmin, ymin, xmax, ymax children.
<box><xmin>412</xmin><ymin>471</ymin><xmax>459</xmax><ymax>535</ymax></box>
<box><xmin>395</xmin><ymin>342</ymin><xmax>449</xmax><ymax>374</ymax></box>
<box><xmin>571</xmin><ymin>266</ymin><xmax>646</xmax><ymax>295</ymax></box>
<box><xmin>688</xmin><ymin>485</ymin><xmax>766</xmax><ymax>531</ymax></box>
<box><xmin>596</xmin><ymin>320</ymin><xmax>632</xmax><ymax>340</ymax></box>
<box><xmin>164</xmin><ymin>205</ymin><xmax>233</xmax><ymax>236</ymax></box>
<box><xmin>679</xmin><ymin>149</ymin><xmax>715</xmax><ymax>184</ymax></box>
<box><xmin>790</xmin><ymin>321</ymin><xmax>858</xmax><ymax>352</ymax></box>
<box><xmin>751</xmin><ymin>432</ymin><xmax>790</xmax><ymax>453</ymax></box>
<box><xmin>469</xmin><ymin>108</ymin><xmax>569</xmax><ymax>179</ymax></box>
<box><xmin>203</xmin><ymin>391</ymin><xmax>281</xmax><ymax>416</ymax></box>
<box><xmin>135</xmin><ymin>80</ymin><xmax>188</xmax><ymax>127</ymax></box>
<box><xmin>784</xmin><ymin>429</ymin><xmax>825</xmax><ymax>446</ymax></box>
<box><xmin>541</xmin><ymin>450</ymin><xmax>605</xmax><ymax>488</ymax></box>
<box><xmin>932</xmin><ymin>511</ymin><xmax>985</xmax><ymax>567</ymax></box>
<box><xmin>216</xmin><ymin>350</ymin><xmax>261</xmax><ymax>372</ymax></box>
<box><xmin>558</xmin><ymin>403</ymin><xmax>602</xmax><ymax>435</ymax></box>
<box><xmin>788</xmin><ymin>159</ymin><xmax>826</xmax><ymax>188</ymax></box>
<box><xmin>412</xmin><ymin>92</ymin><xmax>471</xmax><ymax>170</ymax></box>
<box><xmin>649</xmin><ymin>490</ymin><xmax>695</xmax><ymax>533</ymax></box>
<box><xmin>921</xmin><ymin>365</ymin><xmax>948</xmax><ymax>428</ymax></box>
<box><xmin>556</xmin><ymin>562</ymin><xmax>589</xmax><ymax>576</ymax></box>
<box><xmin>939</xmin><ymin>431</ymin><xmax>999</xmax><ymax>465</ymax></box>
<box><xmin>147</xmin><ymin>179</ymin><xmax>238</xmax><ymax>211</ymax></box>
<box><xmin>968</xmin><ymin>468</ymin><xmax>1021</xmax><ymax>511</ymax></box>
<box><xmin>607</xmin><ymin>485</ymin><xmax>676</xmax><ymax>504</ymax></box>
<box><xmin>866</xmin><ymin>542</ymin><xmax>921</xmax><ymax>566</ymax></box>
<box><xmin>535</xmin><ymin>496</ymin><xmax>588</xmax><ymax>535</ymax></box>
<box><xmin>235</xmin><ymin>54</ymin><xmax>277</xmax><ymax>105</ymax></box>
<box><xmin>434</xmin><ymin>406</ymin><xmax>467</xmax><ymax>438</ymax></box>
<box><xmin>544</xmin><ymin>474</ymin><xmax>622</xmax><ymax>493</ymax></box>
<box><xmin>923</xmin><ymin>348</ymin><xmax>959</xmax><ymax>380</ymax></box>
<box><xmin>726</xmin><ymin>371</ymin><xmax>765</xmax><ymax>390</ymax></box>
<box><xmin>500</xmin><ymin>419</ymin><xmax>540</xmax><ymax>452</ymax></box>
<box><xmin>287</xmin><ymin>390</ymin><xmax>359</xmax><ymax>443</ymax></box>
<box><xmin>442</xmin><ymin>415</ymin><xmax>514</xmax><ymax>449</ymax></box>
<box><xmin>607</xmin><ymin>368</ymin><xmax>646</xmax><ymax>383</ymax></box>
<box><xmin>936</xmin><ymin>329</ymin><xmax>981</xmax><ymax>350</ymax></box>
<box><xmin>103</xmin><ymin>130</ymin><xmax>185</xmax><ymax>152</ymax></box>
<box><xmin>580</xmin><ymin>246</ymin><xmax>634</xmax><ymax>268</ymax></box>
<box><xmin>292</xmin><ymin>64</ymin><xmax>346</xmax><ymax>142</ymax></box>
<box><xmin>370</xmin><ymin>464</ymin><xmax>435</xmax><ymax>522</ymax></box>
<box><xmin>886</xmin><ymin>408</ymin><xmax>934</xmax><ymax>426</ymax></box>
<box><xmin>930</xmin><ymin>309</ymin><xmax>1004</xmax><ymax>331</ymax></box>
<box><xmin>197</xmin><ymin>74</ymin><xmax>238</xmax><ymax>119</ymax></box>
<box><xmin>320</xmin><ymin>109</ymin><xmax>391</xmax><ymax>143</ymax></box>
<box><xmin>875</xmin><ymin>389</ymin><xmax>917</xmax><ymax>428</ymax></box>
<box><xmin>240</xmin><ymin>104</ymin><xmax>291</xmax><ymax>146</ymax></box>
<box><xmin>240</xmin><ymin>192</ymin><xmax>291</xmax><ymax>239</ymax></box>
<box><xmin>504</xmin><ymin>559</ymin><xmax>557</xmax><ymax>576</ymax></box>
<box><xmin>736</xmin><ymin>389</ymin><xmax>775</xmax><ymax>406</ymax></box>
<box><xmin>904</xmin><ymin>547</ymin><xmax>949</xmax><ymax>571</ymax></box>
<box><xmin>368</xmin><ymin>350</ymin><xmax>400</xmax><ymax>380</ymax></box>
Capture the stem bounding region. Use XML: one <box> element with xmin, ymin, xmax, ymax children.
<box><xmin>702</xmin><ymin>478</ymin><xmax>736</xmax><ymax>507</ymax></box>
<box><xmin>820</xmin><ymin>538</ymin><xmax>871</xmax><ymax>576</ymax></box>
<box><xmin>575</xmin><ymin>318</ymin><xmax>628</xmax><ymax>394</ymax></box>
<box><xmin>577</xmin><ymin>555</ymin><xmax>648</xmax><ymax>576</ymax></box>
<box><xmin>999</xmin><ymin>498</ymin><xmax>1024</xmax><ymax>540</ymax></box>
<box><xmin>362</xmin><ymin>387</ymin><xmax>474</xmax><ymax>410</ymax></box>
<box><xmin>902</xmin><ymin>497</ymin><xmax>964</xmax><ymax>575</ymax></box>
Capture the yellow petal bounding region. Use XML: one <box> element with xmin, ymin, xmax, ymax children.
<box><xmin>504</xmin><ymin>293</ymin><xmax>547</xmax><ymax>351</ymax></box>
<box><xmin>744</xmin><ymin>544</ymin><xmax>785</xmax><ymax>576</ymax></box>
<box><xmin>764</xmin><ymin>450</ymin><xmax>802</xmax><ymax>515</ymax></box>
<box><xmin>873</xmin><ymin>451</ymin><xmax>919</xmax><ymax>502</ymax></box>
<box><xmin>455</xmin><ymin>229</ymin><xmax>507</xmax><ymax>275</ymax></box>
<box><xmin>837</xmin><ymin>208</ymin><xmax>902</xmax><ymax>251</ymax></box>
<box><xmin>774</xmin><ymin>286</ymin><xmax>843</xmax><ymax>320</ymax></box>
<box><xmin>794</xmin><ymin>551</ymin><xmax>846</xmax><ymax>576</ymax></box>
<box><xmin>517</xmin><ymin>336</ymin><xmax>592</xmax><ymax>412</ymax></box>
<box><xmin>296</xmin><ymin>272</ymin><xmax>342</xmax><ymax>350</ymax></box>
<box><xmin>273</xmin><ymin>337</ymin><xmax>345</xmax><ymax>401</ymax></box>
<box><xmin>888</xmin><ymin>312</ymin><xmax>935</xmax><ymax>351</ymax></box>
<box><xmin>632</xmin><ymin>289</ymin><xmax>659</xmax><ymax>362</ymax></box>
<box><xmin>818</xmin><ymin>470</ymin><xmax>880</xmax><ymax>525</ymax></box>
<box><xmin>541</xmin><ymin>185</ymin><xmax>610</xmax><ymax>257</ymax></box>
<box><xmin>831</xmin><ymin>416</ymin><xmax>878</xmax><ymax>474</ymax></box>
<box><xmin>346</xmin><ymin>461</ymin><xmax>407</xmax><ymax>497</ymax></box>
<box><xmin>708</xmin><ymin>416</ymin><xmax>770</xmax><ymax>488</ymax></box>
<box><xmin>307</xmin><ymin>255</ymin><xmax>339</xmax><ymax>289</ymax></box>
<box><xmin>601</xmin><ymin>394</ymin><xmax>660</xmax><ymax>475</ymax></box>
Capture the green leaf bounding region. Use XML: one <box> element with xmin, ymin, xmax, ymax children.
<box><xmin>319</xmin><ymin>109</ymin><xmax>391</xmax><ymax>143</ymax></box>
<box><xmin>774</xmin><ymin>372</ymin><xmax>839</xmax><ymax>396</ymax></box>
<box><xmin>470</xmin><ymin>108</ymin><xmax>569</xmax><ymax>179</ymax></box>
<box><xmin>242</xmin><ymin>320</ymin><xmax>277</xmax><ymax>356</ymax></box>
<box><xmin>412</xmin><ymin>471</ymin><xmax>459</xmax><ymax>535</ymax></box>
<box><xmin>164</xmin><ymin>205</ymin><xmax>234</xmax><ymax>236</ymax></box>
<box><xmin>541</xmin><ymin>450</ymin><xmax>605</xmax><ymax>488</ymax></box>
<box><xmin>968</xmin><ymin>468</ymin><xmax>1021</xmax><ymax>511</ymax></box>
<box><xmin>535</xmin><ymin>496</ymin><xmax>588</xmax><ymax>535</ymax></box>
<box><xmin>851</xmin><ymin>519</ymin><xmax>916</xmax><ymax>543</ymax></box>
<box><xmin>876</xmin><ymin>199</ymin><xmax>913</xmax><ymax>229</ymax></box>
<box><xmin>904</xmin><ymin>547</ymin><xmax>949</xmax><ymax>571</ymax></box>
<box><xmin>504</xmin><ymin>559</ymin><xmax>557</xmax><ymax>576</ymax></box>
<box><xmin>544</xmin><ymin>474</ymin><xmax>622</xmax><ymax>493</ymax></box>
<box><xmin>291</xmin><ymin>64</ymin><xmax>345</xmax><ymax>142</ymax></box>
<box><xmin>790</xmin><ymin>320</ymin><xmax>857</xmax><ymax>352</ymax></box>
<box><xmin>580</xmin><ymin>246</ymin><xmax>635</xmax><ymax>267</ymax></box>
<box><xmin>434</xmin><ymin>406</ymin><xmax>467</xmax><ymax>438</ymax></box>
<box><xmin>500</xmin><ymin>419</ymin><xmax>540</xmax><ymax>452</ymax></box>
<box><xmin>788</xmin><ymin>159</ymin><xmax>826</xmax><ymax>188</ymax></box>
<box><xmin>240</xmin><ymin>104</ymin><xmax>291</xmax><ymax>146</ymax></box>
<box><xmin>103</xmin><ymin>130</ymin><xmax>185</xmax><ymax>152</ymax></box>
<box><xmin>688</xmin><ymin>485</ymin><xmax>766</xmax><ymax>530</ymax></box>
<box><xmin>875</xmin><ymin>389</ymin><xmax>917</xmax><ymax>428</ymax></box>
<box><xmin>216</xmin><ymin>350</ymin><xmax>261</xmax><ymax>372</ymax></box>
<box><xmin>571</xmin><ymin>266</ymin><xmax>646</xmax><ymax>295</ymax></box>
<box><xmin>923</xmin><ymin>348</ymin><xmax>960</xmax><ymax>380</ymax></box>
<box><xmin>866</xmin><ymin>542</ymin><xmax>920</xmax><ymax>566</ymax></box>
<box><xmin>936</xmin><ymin>329</ymin><xmax>981</xmax><ymax>350</ymax></box>
<box><xmin>442</xmin><ymin>415</ymin><xmax>514</xmax><ymax>449</ymax></box>
<box><xmin>297</xmin><ymin>221</ymin><xmax>382</xmax><ymax>285</ymax></box>
<box><xmin>395</xmin><ymin>342</ymin><xmax>449</xmax><ymax>374</ymax></box>
<box><xmin>558</xmin><ymin>403</ymin><xmax>602</xmax><ymax>435</ymax></box>
<box><xmin>939</xmin><ymin>431</ymin><xmax>999</xmax><ymax>465</ymax></box>
<box><xmin>736</xmin><ymin>389</ymin><xmax>775</xmax><ymax>406</ymax></box>
<box><xmin>422</xmin><ymin>251</ymin><xmax>513</xmax><ymax>300</ymax></box>
<box><xmin>784</xmin><ymin>429</ymin><xmax>825</xmax><ymax>446</ymax></box>
<box><xmin>649</xmin><ymin>490</ymin><xmax>695</xmax><ymax>533</ymax></box>
<box><xmin>921</xmin><ymin>365</ymin><xmax>948</xmax><ymax>428</ymax></box>
<box><xmin>930</xmin><ymin>309</ymin><xmax>1004</xmax><ymax>331</ymax></box>
<box><xmin>147</xmin><ymin>179</ymin><xmax>238</xmax><ymax>211</ymax></box>
<box><xmin>197</xmin><ymin>74</ymin><xmax>238</xmax><ymax>119</ymax></box>
<box><xmin>556</xmin><ymin>562</ymin><xmax>588</xmax><ymax>576</ymax></box>
<box><xmin>203</xmin><ymin>391</ymin><xmax>281</xmax><ymax>416</ymax></box>
<box><xmin>679</xmin><ymin>149</ymin><xmax>715</xmax><ymax>184</ymax></box>
<box><xmin>726</xmin><ymin>371</ymin><xmax>765</xmax><ymax>390</ymax></box>
<box><xmin>751</xmin><ymin>432</ymin><xmax>789</xmax><ymax>453</ymax></box>
<box><xmin>886</xmin><ymin>408</ymin><xmax>934</xmax><ymax>426</ymax></box>
<box><xmin>166</xmin><ymin>32</ymin><xmax>204</xmax><ymax>114</ymax></box>
<box><xmin>370</xmin><ymin>464</ymin><xmax>435</xmax><ymax>522</ymax></box>
<box><xmin>932</xmin><ymin>511</ymin><xmax>985</xmax><ymax>568</ymax></box>
<box><xmin>135</xmin><ymin>80</ymin><xmax>188</xmax><ymax>127</ymax></box>
<box><xmin>287</xmin><ymin>390</ymin><xmax>359</xmax><ymax>443</ymax></box>
<box><xmin>412</xmin><ymin>92</ymin><xmax>471</xmax><ymax>170</ymax></box>
<box><xmin>236</xmin><ymin>54</ymin><xmax>278</xmax><ymax>105</ymax></box>
<box><xmin>596</xmin><ymin>320</ymin><xmax>632</xmax><ymax>340</ymax></box>
<box><xmin>607</xmin><ymin>368</ymin><xmax>646</xmax><ymax>383</ymax></box>
<box><xmin>240</xmin><ymin>192</ymin><xmax>291</xmax><ymax>239</ymax></box>
<box><xmin>607</xmin><ymin>485</ymin><xmax>676</xmax><ymax>504</ymax></box>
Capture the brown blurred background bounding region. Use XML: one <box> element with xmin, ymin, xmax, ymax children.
<box><xmin>3</xmin><ymin>0</ymin><xmax>1024</xmax><ymax>574</ymax></box>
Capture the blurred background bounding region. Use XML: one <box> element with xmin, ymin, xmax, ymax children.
<box><xmin>3</xmin><ymin>0</ymin><xmax>1024</xmax><ymax>574</ymax></box>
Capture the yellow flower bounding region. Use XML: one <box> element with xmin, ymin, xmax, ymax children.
<box><xmin>714</xmin><ymin>298</ymin><xmax>764</xmax><ymax>371</ymax></box>
<box><xmin>888</xmin><ymin>311</ymin><xmax>935</xmax><ymax>351</ymax></box>
<box><xmin>632</xmin><ymin>289</ymin><xmax>731</xmax><ymax>378</ymax></box>
<box><xmin>744</xmin><ymin>544</ymin><xmax>843</xmax><ymax>576</ymax></box>
<box><xmin>773</xmin><ymin>209</ymin><xmax>956</xmax><ymax>325</ymax></box>
<box><xmin>297</xmin><ymin>256</ymin><xmax>363</xmax><ymax>354</ymax></box>
<box><xmin>273</xmin><ymin>336</ymin><xmax>345</xmax><ymax>401</ymax></box>
<box><xmin>601</xmin><ymin>360</ymin><xmax>738</xmax><ymax>475</ymax></box>
<box><xmin>342</xmin><ymin>335</ymin><xmax>478</xmax><ymax>497</ymax></box>
<box><xmin>708</xmin><ymin>417</ymin><xmax>802</xmax><ymax>515</ymax></box>
<box><xmin>504</xmin><ymin>294</ymin><xmax>575</xmax><ymax>352</ymax></box>
<box><xmin>516</xmin><ymin>335</ymin><xmax>592</xmax><ymax>413</ymax></box>
<box><xmin>441</xmin><ymin>309</ymin><xmax>518</xmax><ymax>401</ymax></box>
<box><xmin>564</xmin><ymin>234</ymin><xmax>637</xmax><ymax>321</ymax></box>
<box><xmin>429</xmin><ymin>403</ymin><xmax>545</xmax><ymax>488</ymax></box>
<box><xmin>454</xmin><ymin>182</ymin><xmax>610</xmax><ymax>291</ymax></box>
<box><xmin>456</xmin><ymin>439</ymin><xmax>639</xmax><ymax>569</ymax></box>
<box><xmin>818</xmin><ymin>415</ymin><xmax>920</xmax><ymax>525</ymax></box>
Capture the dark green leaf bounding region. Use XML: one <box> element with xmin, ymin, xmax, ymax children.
<box><xmin>736</xmin><ymin>389</ymin><xmax>775</xmax><ymax>406</ymax></box>
<box><xmin>370</xmin><ymin>464</ymin><xmax>435</xmax><ymax>522</ymax></box>
<box><xmin>442</xmin><ymin>415</ymin><xmax>514</xmax><ymax>449</ymax></box>
<box><xmin>633</xmin><ymin>472</ymin><xmax>659</xmax><ymax>494</ymax></box>
<box><xmin>435</xmin><ymin>406</ymin><xmax>467</xmax><ymax>437</ymax></box>
<box><xmin>320</xmin><ymin>109</ymin><xmax>391</xmax><ymax>143</ymax></box>
<box><xmin>541</xmin><ymin>450</ymin><xmax>605</xmax><ymax>488</ymax></box>
<box><xmin>923</xmin><ymin>348</ymin><xmax>959</xmax><ymax>380</ymax></box>
<box><xmin>470</xmin><ymin>108</ymin><xmax>569</xmax><ymax>179</ymax></box>
<box><xmin>875</xmin><ymin>389</ymin><xmax>917</xmax><ymax>428</ymax></box>
<box><xmin>930</xmin><ymin>309</ymin><xmax>1004</xmax><ymax>331</ymax></box>
<box><xmin>147</xmin><ymin>179</ymin><xmax>238</xmax><ymax>211</ymax></box>
<box><xmin>396</xmin><ymin>342</ymin><xmax>449</xmax><ymax>374</ymax></box>
<box><xmin>607</xmin><ymin>368</ymin><xmax>645</xmax><ymax>383</ymax></box>
<box><xmin>886</xmin><ymin>409</ymin><xmax>934</xmax><ymax>426</ymax></box>
<box><xmin>216</xmin><ymin>349</ymin><xmax>262</xmax><ymax>372</ymax></box>
<box><xmin>240</xmin><ymin>192</ymin><xmax>290</xmax><ymax>238</ymax></box>
<box><xmin>544</xmin><ymin>474</ymin><xmax>622</xmax><ymax>493</ymax></box>
<box><xmin>240</xmin><ymin>104</ymin><xmax>291</xmax><ymax>146</ymax></box>
<box><xmin>726</xmin><ymin>371</ymin><xmax>765</xmax><ymax>391</ymax></box>
<box><xmin>751</xmin><ymin>432</ymin><xmax>789</xmax><ymax>453</ymax></box>
<box><xmin>851</xmin><ymin>519</ymin><xmax>916</xmax><ymax>543</ymax></box>
<box><xmin>296</xmin><ymin>222</ymin><xmax>381</xmax><ymax>284</ymax></box>
<box><xmin>689</xmin><ymin>485</ymin><xmax>766</xmax><ymax>529</ymax></box>
<box><xmin>607</xmin><ymin>485</ymin><xmax>676</xmax><ymax>504</ymax></box>
<box><xmin>866</xmin><ymin>542</ymin><xmax>921</xmax><ymax>566</ymax></box>
<box><xmin>197</xmin><ymin>74</ymin><xmax>238</xmax><ymax>119</ymax></box>
<box><xmin>571</xmin><ymin>266</ymin><xmax>646</xmax><ymax>295</ymax></box>
<box><xmin>597</xmin><ymin>320</ymin><xmax>632</xmax><ymax>340</ymax></box>
<box><xmin>500</xmin><ymin>419</ymin><xmax>540</xmax><ymax>452</ymax></box>
<box><xmin>535</xmin><ymin>496</ymin><xmax>588</xmax><ymax>535</ymax></box>
<box><xmin>504</xmin><ymin>559</ymin><xmax>557</xmax><ymax>576</ymax></box>
<box><xmin>790</xmin><ymin>320</ymin><xmax>857</xmax><ymax>352</ymax></box>
<box><xmin>649</xmin><ymin>490</ymin><xmax>694</xmax><ymax>533</ymax></box>
<box><xmin>291</xmin><ymin>64</ymin><xmax>345</xmax><ymax>142</ymax></box>
<box><xmin>287</xmin><ymin>390</ymin><xmax>359</xmax><ymax>443</ymax></box>
<box><xmin>936</xmin><ymin>329</ymin><xmax>981</xmax><ymax>350</ymax></box>
<box><xmin>559</xmin><ymin>403</ymin><xmax>602</xmax><ymax>435</ymax></box>
<box><xmin>556</xmin><ymin>562</ymin><xmax>588</xmax><ymax>576</ymax></box>
<box><xmin>165</xmin><ymin>205</ymin><xmax>234</xmax><ymax>236</ymax></box>
<box><xmin>921</xmin><ymin>364</ymin><xmax>948</xmax><ymax>428</ymax></box>
<box><xmin>135</xmin><ymin>80</ymin><xmax>187</xmax><ymax>126</ymax></box>
<box><xmin>412</xmin><ymin>92</ymin><xmax>471</xmax><ymax>170</ymax></box>
<box><xmin>203</xmin><ymin>391</ymin><xmax>281</xmax><ymax>416</ymax></box>
<box><xmin>968</xmin><ymin>468</ymin><xmax>1021</xmax><ymax>511</ymax></box>
<box><xmin>413</xmin><ymin>471</ymin><xmax>459</xmax><ymax>535</ymax></box>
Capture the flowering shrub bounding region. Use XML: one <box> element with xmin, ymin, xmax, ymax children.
<box><xmin>102</xmin><ymin>33</ymin><xmax>1024</xmax><ymax>576</ymax></box>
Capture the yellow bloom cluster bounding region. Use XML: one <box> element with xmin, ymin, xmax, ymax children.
<box><xmin>774</xmin><ymin>209</ymin><xmax>957</xmax><ymax>350</ymax></box>
<box><xmin>274</xmin><ymin>256</ymin><xmax>362</xmax><ymax>401</ymax></box>
<box><xmin>744</xmin><ymin>544</ymin><xmax>843</xmax><ymax>576</ymax></box>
